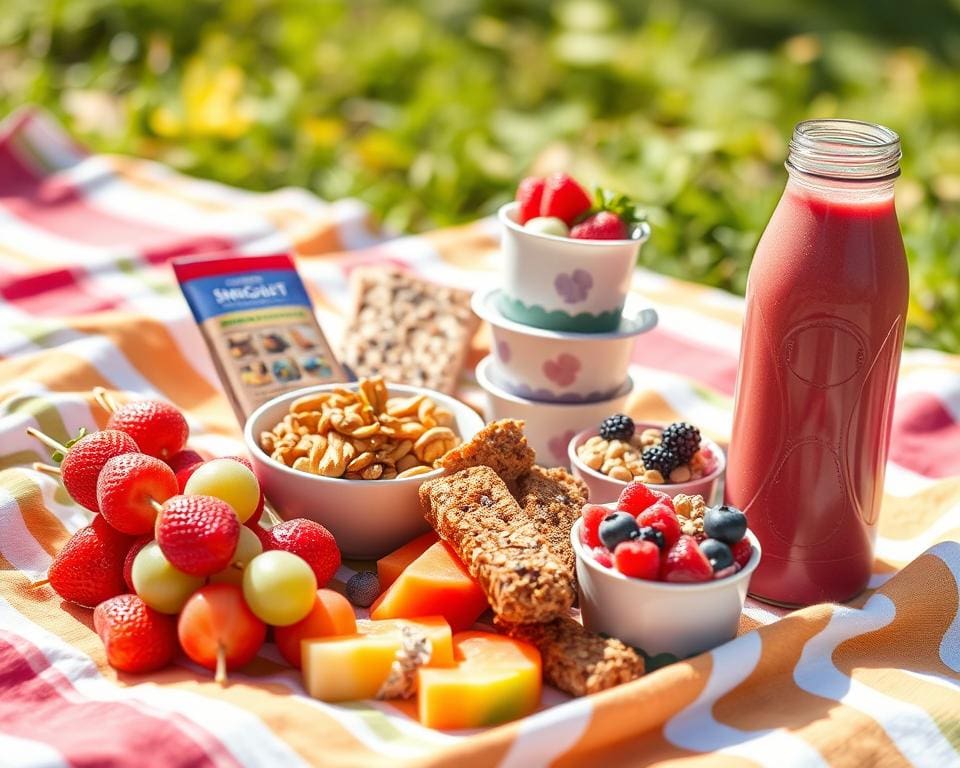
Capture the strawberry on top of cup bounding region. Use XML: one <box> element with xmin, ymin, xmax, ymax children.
<box><xmin>515</xmin><ymin>173</ymin><xmax>646</xmax><ymax>241</ymax></box>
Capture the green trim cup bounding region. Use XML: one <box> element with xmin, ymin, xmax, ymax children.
<box><xmin>498</xmin><ymin>201</ymin><xmax>650</xmax><ymax>333</ymax></box>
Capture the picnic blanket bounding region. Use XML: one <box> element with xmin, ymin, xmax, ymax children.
<box><xmin>1</xmin><ymin>107</ymin><xmax>958</xmax><ymax>768</ymax></box>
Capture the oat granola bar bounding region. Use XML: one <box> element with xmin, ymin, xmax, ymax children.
<box><xmin>437</xmin><ymin>419</ymin><xmax>535</xmax><ymax>483</ymax></box>
<box><xmin>512</xmin><ymin>465</ymin><xmax>588</xmax><ymax>578</ymax></box>
<box><xmin>496</xmin><ymin>616</ymin><xmax>646</xmax><ymax>697</ymax></box>
<box><xmin>340</xmin><ymin>268</ymin><xmax>478</xmax><ymax>394</ymax></box>
<box><xmin>419</xmin><ymin>466</ymin><xmax>574</xmax><ymax>624</ymax></box>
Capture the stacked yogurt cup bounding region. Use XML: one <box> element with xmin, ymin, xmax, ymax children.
<box><xmin>473</xmin><ymin>200</ymin><xmax>657</xmax><ymax>468</ymax></box>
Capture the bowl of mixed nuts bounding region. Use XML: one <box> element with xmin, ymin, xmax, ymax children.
<box><xmin>244</xmin><ymin>376</ymin><xmax>484</xmax><ymax>558</ymax></box>
<box><xmin>568</xmin><ymin>416</ymin><xmax>725</xmax><ymax>505</ymax></box>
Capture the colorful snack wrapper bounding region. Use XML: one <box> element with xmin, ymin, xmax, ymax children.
<box><xmin>173</xmin><ymin>252</ymin><xmax>347</xmax><ymax>421</ymax></box>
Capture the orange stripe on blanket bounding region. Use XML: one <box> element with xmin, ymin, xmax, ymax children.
<box><xmin>105</xmin><ymin>156</ymin><xmax>234</xmax><ymax>213</ymax></box>
<box><xmin>556</xmin><ymin>658</ymin><xmax>715</xmax><ymax>766</ymax></box>
<box><xmin>63</xmin><ymin>314</ymin><xmax>238</xmax><ymax>438</ymax></box>
<box><xmin>1</xmin><ymin>470</ymin><xmax>70</xmax><ymax>556</ymax></box>
<box><xmin>878</xmin><ymin>480</ymin><xmax>960</xmax><ymax>540</ymax></box>
<box><xmin>632</xmin><ymin>280</ymin><xmax>746</xmax><ymax>329</ymax></box>
<box><xmin>711</xmin><ymin>606</ymin><xmax>912</xmax><ymax>768</ymax></box>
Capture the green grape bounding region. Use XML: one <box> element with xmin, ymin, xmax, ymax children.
<box><xmin>184</xmin><ymin>458</ymin><xmax>260</xmax><ymax>523</ymax></box>
<box><xmin>242</xmin><ymin>551</ymin><xmax>317</xmax><ymax>626</ymax></box>
<box><xmin>132</xmin><ymin>541</ymin><xmax>204</xmax><ymax>614</ymax></box>
<box><xmin>209</xmin><ymin>526</ymin><xmax>263</xmax><ymax>586</ymax></box>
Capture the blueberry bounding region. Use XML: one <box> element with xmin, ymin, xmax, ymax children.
<box><xmin>635</xmin><ymin>525</ymin><xmax>665</xmax><ymax>551</ymax></box>
<box><xmin>699</xmin><ymin>538</ymin><xmax>734</xmax><ymax>571</ymax></box>
<box><xmin>598</xmin><ymin>512</ymin><xmax>639</xmax><ymax>551</ymax></box>
<box><xmin>703</xmin><ymin>504</ymin><xmax>747</xmax><ymax>545</ymax></box>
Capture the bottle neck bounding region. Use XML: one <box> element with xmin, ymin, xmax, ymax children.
<box><xmin>785</xmin><ymin>119</ymin><xmax>901</xmax><ymax>205</ymax></box>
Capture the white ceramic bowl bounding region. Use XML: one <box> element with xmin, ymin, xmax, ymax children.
<box><xmin>569</xmin><ymin>424</ymin><xmax>726</xmax><ymax>506</ymax></box>
<box><xmin>475</xmin><ymin>355</ymin><xmax>632</xmax><ymax>468</ymax></box>
<box><xmin>244</xmin><ymin>383</ymin><xmax>484</xmax><ymax>559</ymax></box>
<box><xmin>498</xmin><ymin>201</ymin><xmax>651</xmax><ymax>333</ymax></box>
<box><xmin>472</xmin><ymin>286</ymin><xmax>657</xmax><ymax>403</ymax></box>
<box><xmin>572</xmin><ymin>513</ymin><xmax>761</xmax><ymax>659</ymax></box>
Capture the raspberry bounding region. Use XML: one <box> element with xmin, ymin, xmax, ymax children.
<box><xmin>636</xmin><ymin>502</ymin><xmax>681</xmax><ymax>549</ymax></box>
<box><xmin>580</xmin><ymin>504</ymin><xmax>608</xmax><ymax>549</ymax></box>
<box><xmin>641</xmin><ymin>445</ymin><xmax>680</xmax><ymax>478</ymax></box>
<box><xmin>660</xmin><ymin>422</ymin><xmax>702</xmax><ymax>465</ymax></box>
<box><xmin>591</xmin><ymin>547</ymin><xmax>614</xmax><ymax>568</ymax></box>
<box><xmin>599</xmin><ymin>414</ymin><xmax>635</xmax><ymax>442</ymax></box>
<box><xmin>614</xmin><ymin>540</ymin><xmax>660</xmax><ymax>580</ymax></box>
<box><xmin>731</xmin><ymin>538</ymin><xmax>753</xmax><ymax>569</ymax></box>
<box><xmin>617</xmin><ymin>482</ymin><xmax>668</xmax><ymax>516</ymax></box>
<box><xmin>660</xmin><ymin>535</ymin><xmax>713</xmax><ymax>583</ymax></box>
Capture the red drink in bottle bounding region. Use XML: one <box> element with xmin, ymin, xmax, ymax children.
<box><xmin>726</xmin><ymin>120</ymin><xmax>908</xmax><ymax>606</ymax></box>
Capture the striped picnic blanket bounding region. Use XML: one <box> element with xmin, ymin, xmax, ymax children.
<box><xmin>1</xmin><ymin>106</ymin><xmax>958</xmax><ymax>767</ymax></box>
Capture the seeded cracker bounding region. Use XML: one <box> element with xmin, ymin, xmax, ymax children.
<box><xmin>496</xmin><ymin>616</ymin><xmax>645</xmax><ymax>697</ymax></box>
<box><xmin>419</xmin><ymin>466</ymin><xmax>574</xmax><ymax>624</ymax></box>
<box><xmin>437</xmin><ymin>419</ymin><xmax>535</xmax><ymax>483</ymax></box>
<box><xmin>341</xmin><ymin>269</ymin><xmax>478</xmax><ymax>395</ymax></box>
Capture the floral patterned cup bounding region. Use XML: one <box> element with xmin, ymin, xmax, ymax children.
<box><xmin>498</xmin><ymin>202</ymin><xmax>650</xmax><ymax>333</ymax></box>
<box><xmin>472</xmin><ymin>287</ymin><xmax>657</xmax><ymax>403</ymax></box>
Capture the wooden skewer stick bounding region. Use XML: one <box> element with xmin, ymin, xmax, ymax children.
<box><xmin>91</xmin><ymin>386</ymin><xmax>120</xmax><ymax>415</ymax></box>
<box><xmin>262</xmin><ymin>502</ymin><xmax>283</xmax><ymax>527</ymax></box>
<box><xmin>25</xmin><ymin>427</ymin><xmax>68</xmax><ymax>455</ymax></box>
<box><xmin>148</xmin><ymin>498</ymin><xmax>164</xmax><ymax>514</ymax></box>
<box><xmin>28</xmin><ymin>578</ymin><xmax>50</xmax><ymax>589</ymax></box>
<box><xmin>32</xmin><ymin>462</ymin><xmax>62</xmax><ymax>477</ymax></box>
<box><xmin>215</xmin><ymin>644</ymin><xmax>228</xmax><ymax>685</ymax></box>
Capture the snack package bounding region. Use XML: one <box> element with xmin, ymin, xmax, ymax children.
<box><xmin>173</xmin><ymin>252</ymin><xmax>348</xmax><ymax>421</ymax></box>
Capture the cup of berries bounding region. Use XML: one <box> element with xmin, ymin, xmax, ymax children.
<box><xmin>571</xmin><ymin>481</ymin><xmax>760</xmax><ymax>660</ymax></box>
<box><xmin>498</xmin><ymin>173</ymin><xmax>650</xmax><ymax>333</ymax></box>
<box><xmin>570</xmin><ymin>416</ymin><xmax>725</xmax><ymax>505</ymax></box>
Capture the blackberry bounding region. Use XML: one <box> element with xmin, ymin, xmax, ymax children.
<box><xmin>660</xmin><ymin>422</ymin><xmax>701</xmax><ymax>464</ymax></box>
<box><xmin>641</xmin><ymin>444</ymin><xmax>680</xmax><ymax>478</ymax></box>
<box><xmin>346</xmin><ymin>571</ymin><xmax>380</xmax><ymax>608</ymax></box>
<box><xmin>599</xmin><ymin>413</ymin><xmax>635</xmax><ymax>442</ymax></box>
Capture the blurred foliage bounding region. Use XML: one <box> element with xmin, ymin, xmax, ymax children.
<box><xmin>1</xmin><ymin>0</ymin><xmax>959</xmax><ymax>352</ymax></box>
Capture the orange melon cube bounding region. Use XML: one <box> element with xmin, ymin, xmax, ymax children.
<box><xmin>377</xmin><ymin>531</ymin><xmax>438</xmax><ymax>590</ymax></box>
<box><xmin>417</xmin><ymin>632</ymin><xmax>542</xmax><ymax>729</ymax></box>
<box><xmin>370</xmin><ymin>541</ymin><xmax>489</xmax><ymax>631</ymax></box>
<box><xmin>301</xmin><ymin>616</ymin><xmax>453</xmax><ymax>702</ymax></box>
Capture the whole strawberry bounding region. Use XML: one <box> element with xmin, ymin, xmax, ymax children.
<box><xmin>156</xmin><ymin>495</ymin><xmax>240</xmax><ymax>577</ymax></box>
<box><xmin>515</xmin><ymin>176</ymin><xmax>546</xmax><ymax>224</ymax></box>
<box><xmin>540</xmin><ymin>173</ymin><xmax>592</xmax><ymax>225</ymax></box>
<box><xmin>48</xmin><ymin>516</ymin><xmax>131</xmax><ymax>607</ymax></box>
<box><xmin>166</xmin><ymin>449</ymin><xmax>205</xmax><ymax>475</ymax></box>
<box><xmin>570</xmin><ymin>211</ymin><xmax>628</xmax><ymax>240</ymax></box>
<box><xmin>97</xmin><ymin>453</ymin><xmax>178</xmax><ymax>535</ymax></box>
<box><xmin>107</xmin><ymin>400</ymin><xmax>189</xmax><ymax>460</ymax></box>
<box><xmin>94</xmin><ymin>594</ymin><xmax>178</xmax><ymax>673</ymax></box>
<box><xmin>263</xmin><ymin>519</ymin><xmax>340</xmax><ymax>587</ymax></box>
<box><xmin>660</xmin><ymin>534</ymin><xmax>713</xmax><ymax>583</ymax></box>
<box><xmin>60</xmin><ymin>430</ymin><xmax>140</xmax><ymax>513</ymax></box>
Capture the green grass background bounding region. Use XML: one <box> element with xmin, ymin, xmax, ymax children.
<box><xmin>1</xmin><ymin>0</ymin><xmax>958</xmax><ymax>352</ymax></box>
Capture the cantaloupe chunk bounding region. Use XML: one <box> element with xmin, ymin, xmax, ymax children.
<box><xmin>377</xmin><ymin>531</ymin><xmax>438</xmax><ymax>590</ymax></box>
<box><xmin>370</xmin><ymin>541</ymin><xmax>488</xmax><ymax>631</ymax></box>
<box><xmin>417</xmin><ymin>632</ymin><xmax>542</xmax><ymax>729</ymax></box>
<box><xmin>301</xmin><ymin>617</ymin><xmax>453</xmax><ymax>702</ymax></box>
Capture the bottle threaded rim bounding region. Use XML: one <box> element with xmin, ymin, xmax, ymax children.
<box><xmin>787</xmin><ymin>119</ymin><xmax>901</xmax><ymax>182</ymax></box>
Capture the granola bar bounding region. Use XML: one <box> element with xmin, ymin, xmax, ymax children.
<box><xmin>419</xmin><ymin>466</ymin><xmax>574</xmax><ymax>624</ymax></box>
<box><xmin>512</xmin><ymin>465</ymin><xmax>588</xmax><ymax>578</ymax></box>
<box><xmin>437</xmin><ymin>419</ymin><xmax>535</xmax><ymax>484</ymax></box>
<box><xmin>496</xmin><ymin>616</ymin><xmax>645</xmax><ymax>697</ymax></box>
<box><xmin>340</xmin><ymin>268</ymin><xmax>478</xmax><ymax>394</ymax></box>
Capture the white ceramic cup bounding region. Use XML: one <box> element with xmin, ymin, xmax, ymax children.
<box><xmin>569</xmin><ymin>424</ymin><xmax>726</xmax><ymax>505</ymax></box>
<box><xmin>572</xmin><ymin>513</ymin><xmax>761</xmax><ymax>659</ymax></box>
<box><xmin>472</xmin><ymin>286</ymin><xmax>657</xmax><ymax>403</ymax></box>
<box><xmin>475</xmin><ymin>355</ymin><xmax>632</xmax><ymax>468</ymax></box>
<box><xmin>498</xmin><ymin>201</ymin><xmax>651</xmax><ymax>333</ymax></box>
<box><xmin>243</xmin><ymin>383</ymin><xmax>484</xmax><ymax>559</ymax></box>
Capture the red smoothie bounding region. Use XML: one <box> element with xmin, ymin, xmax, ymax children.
<box><xmin>726</xmin><ymin>120</ymin><xmax>908</xmax><ymax>606</ymax></box>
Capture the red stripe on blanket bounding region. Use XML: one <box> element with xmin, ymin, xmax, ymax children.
<box><xmin>0</xmin><ymin>266</ymin><xmax>117</xmax><ymax>316</ymax></box>
<box><xmin>631</xmin><ymin>327</ymin><xmax>739</xmax><ymax>396</ymax></box>
<box><xmin>889</xmin><ymin>393</ymin><xmax>960</xmax><ymax>478</ymax></box>
<box><xmin>0</xmin><ymin>633</ymin><xmax>238</xmax><ymax>768</ymax></box>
